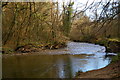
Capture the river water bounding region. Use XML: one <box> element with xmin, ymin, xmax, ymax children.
<box><xmin>3</xmin><ymin>42</ymin><xmax>111</xmax><ymax>78</ymax></box>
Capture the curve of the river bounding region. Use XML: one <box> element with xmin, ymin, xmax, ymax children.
<box><xmin>3</xmin><ymin>42</ymin><xmax>111</xmax><ymax>78</ymax></box>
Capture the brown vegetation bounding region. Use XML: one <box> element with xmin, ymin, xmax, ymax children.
<box><xmin>2</xmin><ymin>2</ymin><xmax>71</xmax><ymax>54</ymax></box>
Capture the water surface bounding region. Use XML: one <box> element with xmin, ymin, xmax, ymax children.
<box><xmin>3</xmin><ymin>42</ymin><xmax>111</xmax><ymax>78</ymax></box>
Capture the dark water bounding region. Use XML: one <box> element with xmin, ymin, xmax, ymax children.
<box><xmin>3</xmin><ymin>42</ymin><xmax>111</xmax><ymax>78</ymax></box>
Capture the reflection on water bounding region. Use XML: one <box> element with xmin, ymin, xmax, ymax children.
<box><xmin>3</xmin><ymin>42</ymin><xmax>111</xmax><ymax>78</ymax></box>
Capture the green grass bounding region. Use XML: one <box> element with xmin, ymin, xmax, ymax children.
<box><xmin>95</xmin><ymin>39</ymin><xmax>109</xmax><ymax>47</ymax></box>
<box><xmin>112</xmin><ymin>53</ymin><xmax>120</xmax><ymax>62</ymax></box>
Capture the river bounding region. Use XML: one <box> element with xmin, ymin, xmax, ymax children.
<box><xmin>3</xmin><ymin>42</ymin><xmax>111</xmax><ymax>78</ymax></box>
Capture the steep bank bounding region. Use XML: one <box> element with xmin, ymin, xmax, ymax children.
<box><xmin>95</xmin><ymin>39</ymin><xmax>120</xmax><ymax>53</ymax></box>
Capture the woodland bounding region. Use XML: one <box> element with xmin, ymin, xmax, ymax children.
<box><xmin>2</xmin><ymin>1</ymin><xmax>120</xmax><ymax>53</ymax></box>
<box><xmin>1</xmin><ymin>0</ymin><xmax>120</xmax><ymax>78</ymax></box>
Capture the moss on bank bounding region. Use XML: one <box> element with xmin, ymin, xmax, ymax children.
<box><xmin>112</xmin><ymin>53</ymin><xmax>120</xmax><ymax>62</ymax></box>
<box><xmin>89</xmin><ymin>38</ymin><xmax>120</xmax><ymax>53</ymax></box>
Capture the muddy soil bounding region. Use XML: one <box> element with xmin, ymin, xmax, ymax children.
<box><xmin>77</xmin><ymin>60</ymin><xmax>120</xmax><ymax>79</ymax></box>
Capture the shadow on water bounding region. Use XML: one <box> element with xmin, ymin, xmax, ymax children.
<box><xmin>3</xmin><ymin>42</ymin><xmax>111</xmax><ymax>78</ymax></box>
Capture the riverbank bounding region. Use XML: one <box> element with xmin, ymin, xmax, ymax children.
<box><xmin>94</xmin><ymin>38</ymin><xmax>120</xmax><ymax>53</ymax></box>
<box><xmin>2</xmin><ymin>41</ymin><xmax>67</xmax><ymax>54</ymax></box>
<box><xmin>3</xmin><ymin>42</ymin><xmax>111</xmax><ymax>78</ymax></box>
<box><xmin>75</xmin><ymin>38</ymin><xmax>120</xmax><ymax>79</ymax></box>
<box><xmin>72</xmin><ymin>38</ymin><xmax>120</xmax><ymax>53</ymax></box>
<box><xmin>2</xmin><ymin>40</ymin><xmax>120</xmax><ymax>78</ymax></box>
<box><xmin>76</xmin><ymin>59</ymin><xmax>120</xmax><ymax>79</ymax></box>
